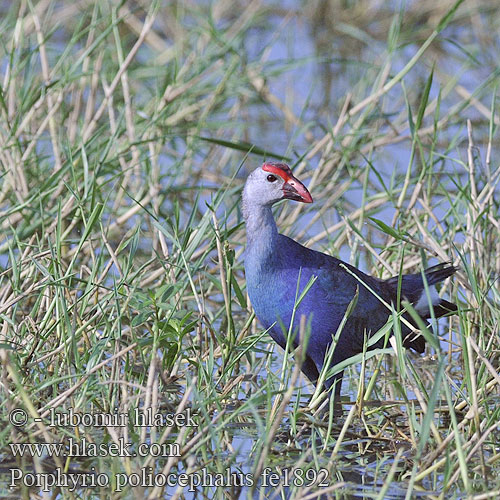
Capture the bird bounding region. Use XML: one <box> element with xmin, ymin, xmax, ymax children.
<box><xmin>242</xmin><ymin>161</ymin><xmax>457</xmax><ymax>400</ymax></box>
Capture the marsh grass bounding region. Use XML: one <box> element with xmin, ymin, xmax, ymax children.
<box><xmin>0</xmin><ymin>0</ymin><xmax>499</xmax><ymax>498</ymax></box>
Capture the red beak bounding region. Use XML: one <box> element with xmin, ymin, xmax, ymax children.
<box><xmin>282</xmin><ymin>176</ymin><xmax>313</xmax><ymax>203</ymax></box>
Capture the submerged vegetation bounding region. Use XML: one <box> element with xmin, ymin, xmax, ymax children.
<box><xmin>0</xmin><ymin>0</ymin><xmax>499</xmax><ymax>498</ymax></box>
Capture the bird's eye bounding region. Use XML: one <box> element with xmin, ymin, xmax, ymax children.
<box><xmin>266</xmin><ymin>174</ymin><xmax>277</xmax><ymax>182</ymax></box>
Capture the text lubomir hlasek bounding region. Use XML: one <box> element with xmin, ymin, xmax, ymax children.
<box><xmin>46</xmin><ymin>407</ymin><xmax>198</xmax><ymax>428</ymax></box>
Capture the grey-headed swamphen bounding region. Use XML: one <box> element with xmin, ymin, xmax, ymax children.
<box><xmin>242</xmin><ymin>162</ymin><xmax>457</xmax><ymax>400</ymax></box>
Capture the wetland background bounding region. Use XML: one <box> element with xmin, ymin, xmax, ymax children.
<box><xmin>0</xmin><ymin>0</ymin><xmax>499</xmax><ymax>498</ymax></box>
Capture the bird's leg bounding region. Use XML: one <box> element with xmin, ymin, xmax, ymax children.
<box><xmin>300</xmin><ymin>356</ymin><xmax>320</xmax><ymax>384</ymax></box>
<box><xmin>324</xmin><ymin>370</ymin><xmax>344</xmax><ymax>415</ymax></box>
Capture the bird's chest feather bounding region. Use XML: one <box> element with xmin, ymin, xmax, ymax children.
<box><xmin>245</xmin><ymin>248</ymin><xmax>333</xmax><ymax>333</ymax></box>
<box><xmin>245</xmin><ymin>252</ymin><xmax>289</xmax><ymax>326</ymax></box>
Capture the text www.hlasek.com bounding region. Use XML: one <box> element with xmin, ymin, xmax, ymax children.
<box><xmin>9</xmin><ymin>437</ymin><xmax>179</xmax><ymax>458</ymax></box>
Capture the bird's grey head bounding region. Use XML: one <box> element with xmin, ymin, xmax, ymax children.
<box><xmin>242</xmin><ymin>162</ymin><xmax>313</xmax><ymax>208</ymax></box>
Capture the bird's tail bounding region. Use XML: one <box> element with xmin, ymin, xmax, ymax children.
<box><xmin>417</xmin><ymin>263</ymin><xmax>458</xmax><ymax>318</ymax></box>
<box><xmin>386</xmin><ymin>262</ymin><xmax>458</xmax><ymax>353</ymax></box>
<box><xmin>423</xmin><ymin>262</ymin><xmax>458</xmax><ymax>287</ymax></box>
<box><xmin>386</xmin><ymin>262</ymin><xmax>457</xmax><ymax>314</ymax></box>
